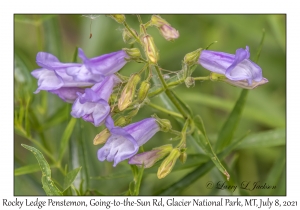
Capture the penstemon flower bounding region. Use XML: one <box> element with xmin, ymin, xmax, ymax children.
<box><xmin>71</xmin><ymin>74</ymin><xmax>121</xmax><ymax>126</ymax></box>
<box><xmin>31</xmin><ymin>48</ymin><xmax>130</xmax><ymax>101</ymax></box>
<box><xmin>97</xmin><ymin>116</ymin><xmax>160</xmax><ymax>166</ymax></box>
<box><xmin>198</xmin><ymin>46</ymin><xmax>267</xmax><ymax>86</ymax></box>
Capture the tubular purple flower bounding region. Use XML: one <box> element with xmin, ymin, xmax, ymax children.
<box><xmin>66</xmin><ymin>48</ymin><xmax>129</xmax><ymax>82</ymax></box>
<box><xmin>49</xmin><ymin>87</ymin><xmax>85</xmax><ymax>103</ymax></box>
<box><xmin>97</xmin><ymin>116</ymin><xmax>160</xmax><ymax>167</ymax></box>
<box><xmin>71</xmin><ymin>75</ymin><xmax>121</xmax><ymax>126</ymax></box>
<box><xmin>198</xmin><ymin>46</ymin><xmax>267</xmax><ymax>86</ymax></box>
<box><xmin>31</xmin><ymin>48</ymin><xmax>129</xmax><ymax>94</ymax></box>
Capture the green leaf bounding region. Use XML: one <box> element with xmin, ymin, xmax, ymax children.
<box><xmin>168</xmin><ymin>89</ymin><xmax>193</xmax><ymax>116</ymax></box>
<box><xmin>236</xmin><ymin>128</ymin><xmax>285</xmax><ymax>149</ymax></box>
<box><xmin>21</xmin><ymin>144</ymin><xmax>62</xmax><ymax>195</ymax></box>
<box><xmin>215</xmin><ymin>89</ymin><xmax>248</xmax><ymax>152</ymax></box>
<box><xmin>14</xmin><ymin>164</ymin><xmax>40</xmax><ymax>176</ymax></box>
<box><xmin>193</xmin><ymin>115</ymin><xmax>229</xmax><ymax>180</ymax></box>
<box><xmin>261</xmin><ymin>151</ymin><xmax>285</xmax><ymax>195</ymax></box>
<box><xmin>157</xmin><ymin>133</ymin><xmax>247</xmax><ymax>195</ymax></box>
<box><xmin>63</xmin><ymin>167</ymin><xmax>82</xmax><ymax>192</ymax></box>
<box><xmin>58</xmin><ymin>118</ymin><xmax>77</xmax><ymax>162</ymax></box>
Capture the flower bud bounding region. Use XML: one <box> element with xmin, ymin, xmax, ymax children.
<box><xmin>128</xmin><ymin>144</ymin><xmax>173</xmax><ymax>168</ymax></box>
<box><xmin>115</xmin><ymin>116</ymin><xmax>131</xmax><ymax>127</ymax></box>
<box><xmin>122</xmin><ymin>28</ymin><xmax>138</xmax><ymax>44</ymax></box>
<box><xmin>107</xmin><ymin>14</ymin><xmax>125</xmax><ymax>24</ymax></box>
<box><xmin>184</xmin><ymin>77</ymin><xmax>195</xmax><ymax>88</ymax></box>
<box><xmin>137</xmin><ymin>81</ymin><xmax>151</xmax><ymax>102</ymax></box>
<box><xmin>153</xmin><ymin>115</ymin><xmax>172</xmax><ymax>132</ymax></box>
<box><xmin>93</xmin><ymin>128</ymin><xmax>111</xmax><ymax>145</ymax></box>
<box><xmin>123</xmin><ymin>48</ymin><xmax>141</xmax><ymax>60</ymax></box>
<box><xmin>184</xmin><ymin>48</ymin><xmax>202</xmax><ymax>66</ymax></box>
<box><xmin>142</xmin><ymin>35</ymin><xmax>159</xmax><ymax>63</ymax></box>
<box><xmin>179</xmin><ymin>151</ymin><xmax>187</xmax><ymax>164</ymax></box>
<box><xmin>118</xmin><ymin>73</ymin><xmax>141</xmax><ymax>111</ymax></box>
<box><xmin>157</xmin><ymin>148</ymin><xmax>180</xmax><ymax>179</ymax></box>
<box><xmin>150</xmin><ymin>15</ymin><xmax>179</xmax><ymax>41</ymax></box>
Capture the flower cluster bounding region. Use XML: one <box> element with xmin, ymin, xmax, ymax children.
<box><xmin>31</xmin><ymin>15</ymin><xmax>268</xmax><ymax>173</ymax></box>
<box><xmin>32</xmin><ymin>48</ymin><xmax>161</xmax><ymax>166</ymax></box>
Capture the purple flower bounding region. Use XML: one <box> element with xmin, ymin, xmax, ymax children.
<box><xmin>31</xmin><ymin>48</ymin><xmax>129</xmax><ymax>99</ymax></box>
<box><xmin>49</xmin><ymin>87</ymin><xmax>85</xmax><ymax>103</ymax></box>
<box><xmin>97</xmin><ymin>116</ymin><xmax>160</xmax><ymax>166</ymax></box>
<box><xmin>71</xmin><ymin>75</ymin><xmax>121</xmax><ymax>126</ymax></box>
<box><xmin>198</xmin><ymin>46</ymin><xmax>266</xmax><ymax>86</ymax></box>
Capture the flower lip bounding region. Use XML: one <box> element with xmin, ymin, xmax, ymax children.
<box><xmin>198</xmin><ymin>46</ymin><xmax>265</xmax><ymax>86</ymax></box>
<box><xmin>97</xmin><ymin>116</ymin><xmax>160</xmax><ymax>166</ymax></box>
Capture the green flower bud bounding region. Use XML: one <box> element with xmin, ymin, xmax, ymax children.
<box><xmin>107</xmin><ymin>14</ymin><xmax>125</xmax><ymax>24</ymax></box>
<box><xmin>179</xmin><ymin>151</ymin><xmax>187</xmax><ymax>164</ymax></box>
<box><xmin>137</xmin><ymin>81</ymin><xmax>151</xmax><ymax>102</ymax></box>
<box><xmin>184</xmin><ymin>48</ymin><xmax>202</xmax><ymax>66</ymax></box>
<box><xmin>93</xmin><ymin>128</ymin><xmax>110</xmax><ymax>145</ymax></box>
<box><xmin>157</xmin><ymin>148</ymin><xmax>180</xmax><ymax>179</ymax></box>
<box><xmin>118</xmin><ymin>74</ymin><xmax>141</xmax><ymax>111</ymax></box>
<box><xmin>123</xmin><ymin>48</ymin><xmax>141</xmax><ymax>60</ymax></box>
<box><xmin>142</xmin><ymin>35</ymin><xmax>159</xmax><ymax>63</ymax></box>
<box><xmin>114</xmin><ymin>116</ymin><xmax>131</xmax><ymax>127</ymax></box>
<box><xmin>150</xmin><ymin>15</ymin><xmax>168</xmax><ymax>27</ymax></box>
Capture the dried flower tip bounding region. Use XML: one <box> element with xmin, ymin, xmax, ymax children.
<box><xmin>118</xmin><ymin>74</ymin><xmax>141</xmax><ymax>111</ymax></box>
<box><xmin>93</xmin><ymin>128</ymin><xmax>111</xmax><ymax>145</ymax></box>
<box><xmin>142</xmin><ymin>35</ymin><xmax>159</xmax><ymax>63</ymax></box>
<box><xmin>122</xmin><ymin>28</ymin><xmax>138</xmax><ymax>44</ymax></box>
<box><xmin>157</xmin><ymin>148</ymin><xmax>180</xmax><ymax>179</ymax></box>
<box><xmin>185</xmin><ymin>77</ymin><xmax>195</xmax><ymax>88</ymax></box>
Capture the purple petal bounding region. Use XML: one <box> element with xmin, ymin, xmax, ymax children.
<box><xmin>49</xmin><ymin>87</ymin><xmax>85</xmax><ymax>103</ymax></box>
<box><xmin>36</xmin><ymin>52</ymin><xmax>81</xmax><ymax>70</ymax></box>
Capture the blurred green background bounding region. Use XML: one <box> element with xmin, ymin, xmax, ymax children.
<box><xmin>14</xmin><ymin>14</ymin><xmax>286</xmax><ymax>195</ymax></box>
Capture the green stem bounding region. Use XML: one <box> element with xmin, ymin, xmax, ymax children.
<box><xmin>154</xmin><ymin>66</ymin><xmax>189</xmax><ymax>118</ymax></box>
<box><xmin>147</xmin><ymin>102</ymin><xmax>184</xmax><ymax>119</ymax></box>
<box><xmin>193</xmin><ymin>76</ymin><xmax>210</xmax><ymax>81</ymax></box>
<box><xmin>123</xmin><ymin>22</ymin><xmax>142</xmax><ymax>45</ymax></box>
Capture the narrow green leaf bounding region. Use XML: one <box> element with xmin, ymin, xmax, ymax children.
<box><xmin>255</xmin><ymin>29</ymin><xmax>266</xmax><ymax>63</ymax></box>
<box><xmin>14</xmin><ymin>164</ymin><xmax>40</xmax><ymax>176</ymax></box>
<box><xmin>63</xmin><ymin>167</ymin><xmax>82</xmax><ymax>192</ymax></box>
<box><xmin>157</xmin><ymin>133</ymin><xmax>247</xmax><ymax>195</ymax></box>
<box><xmin>193</xmin><ymin>115</ymin><xmax>229</xmax><ymax>180</ymax></box>
<box><xmin>168</xmin><ymin>89</ymin><xmax>193</xmax><ymax>116</ymax></box>
<box><xmin>261</xmin><ymin>151</ymin><xmax>285</xmax><ymax>195</ymax></box>
<box><xmin>215</xmin><ymin>89</ymin><xmax>248</xmax><ymax>152</ymax></box>
<box><xmin>58</xmin><ymin>118</ymin><xmax>77</xmax><ymax>162</ymax></box>
<box><xmin>72</xmin><ymin>47</ymin><xmax>79</xmax><ymax>62</ymax></box>
<box><xmin>21</xmin><ymin>144</ymin><xmax>62</xmax><ymax>195</ymax></box>
<box><xmin>236</xmin><ymin>128</ymin><xmax>285</xmax><ymax>149</ymax></box>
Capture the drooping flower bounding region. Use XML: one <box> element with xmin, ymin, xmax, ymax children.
<box><xmin>198</xmin><ymin>46</ymin><xmax>267</xmax><ymax>86</ymax></box>
<box><xmin>128</xmin><ymin>144</ymin><xmax>173</xmax><ymax>168</ymax></box>
<box><xmin>97</xmin><ymin>116</ymin><xmax>160</xmax><ymax>167</ymax></box>
<box><xmin>71</xmin><ymin>74</ymin><xmax>121</xmax><ymax>126</ymax></box>
<box><xmin>31</xmin><ymin>48</ymin><xmax>130</xmax><ymax>99</ymax></box>
<box><xmin>150</xmin><ymin>15</ymin><xmax>179</xmax><ymax>41</ymax></box>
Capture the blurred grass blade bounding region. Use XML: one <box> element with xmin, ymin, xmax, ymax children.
<box><xmin>43</xmin><ymin>15</ymin><xmax>62</xmax><ymax>58</ymax></box>
<box><xmin>14</xmin><ymin>164</ymin><xmax>40</xmax><ymax>176</ymax></box>
<box><xmin>63</xmin><ymin>166</ymin><xmax>82</xmax><ymax>192</ymax></box>
<box><xmin>193</xmin><ymin>115</ymin><xmax>229</xmax><ymax>180</ymax></box>
<box><xmin>58</xmin><ymin>118</ymin><xmax>77</xmax><ymax>162</ymax></box>
<box><xmin>157</xmin><ymin>132</ymin><xmax>247</xmax><ymax>195</ymax></box>
<box><xmin>255</xmin><ymin>29</ymin><xmax>266</xmax><ymax>63</ymax></box>
<box><xmin>72</xmin><ymin>47</ymin><xmax>79</xmax><ymax>62</ymax></box>
<box><xmin>236</xmin><ymin>128</ymin><xmax>285</xmax><ymax>149</ymax></box>
<box><xmin>21</xmin><ymin>144</ymin><xmax>62</xmax><ymax>195</ymax></box>
<box><xmin>41</xmin><ymin>105</ymin><xmax>69</xmax><ymax>130</ymax></box>
<box><xmin>262</xmin><ymin>151</ymin><xmax>285</xmax><ymax>195</ymax></box>
<box><xmin>168</xmin><ymin>89</ymin><xmax>193</xmax><ymax>116</ymax></box>
<box><xmin>215</xmin><ymin>89</ymin><xmax>248</xmax><ymax>152</ymax></box>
